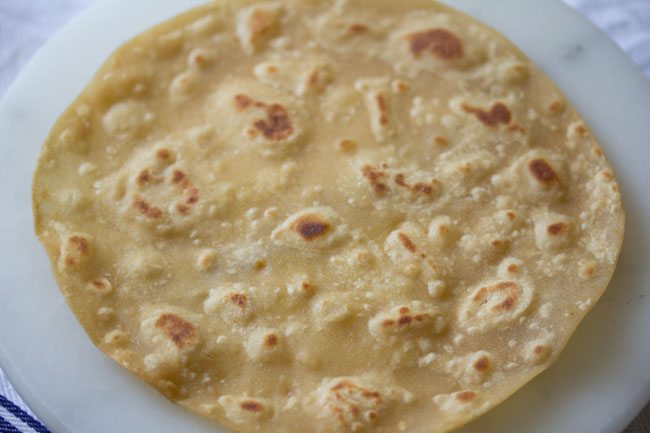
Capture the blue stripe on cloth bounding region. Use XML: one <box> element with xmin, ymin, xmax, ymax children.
<box><xmin>0</xmin><ymin>414</ymin><xmax>23</xmax><ymax>433</ymax></box>
<box><xmin>0</xmin><ymin>396</ymin><xmax>50</xmax><ymax>433</ymax></box>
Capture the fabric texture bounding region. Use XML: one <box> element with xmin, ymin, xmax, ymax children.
<box><xmin>0</xmin><ymin>0</ymin><xmax>648</xmax><ymax>432</ymax></box>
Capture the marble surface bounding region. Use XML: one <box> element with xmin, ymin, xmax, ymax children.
<box><xmin>0</xmin><ymin>0</ymin><xmax>649</xmax><ymax>432</ymax></box>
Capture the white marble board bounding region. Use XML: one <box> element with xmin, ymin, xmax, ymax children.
<box><xmin>0</xmin><ymin>0</ymin><xmax>649</xmax><ymax>432</ymax></box>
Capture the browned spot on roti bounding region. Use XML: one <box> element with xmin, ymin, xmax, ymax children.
<box><xmin>398</xmin><ymin>315</ymin><xmax>413</xmax><ymax>325</ymax></box>
<box><xmin>376</xmin><ymin>93</ymin><xmax>389</xmax><ymax>125</ymax></box>
<box><xmin>185</xmin><ymin>187</ymin><xmax>200</xmax><ymax>204</ymax></box>
<box><xmin>456</xmin><ymin>390</ymin><xmax>476</xmax><ymax>403</ymax></box>
<box><xmin>394</xmin><ymin>173</ymin><xmax>407</xmax><ymax>187</ymax></box>
<box><xmin>397</xmin><ymin>232</ymin><xmax>417</xmax><ymax>253</ymax></box>
<box><xmin>462</xmin><ymin>103</ymin><xmax>511</xmax><ymax>127</ymax></box>
<box><xmin>239</xmin><ymin>400</ymin><xmax>263</xmax><ymax>412</ymax></box>
<box><xmin>491</xmin><ymin>282</ymin><xmax>519</xmax><ymax>312</ymax></box>
<box><xmin>155</xmin><ymin>313</ymin><xmax>195</xmax><ymax>348</ymax></box>
<box><xmin>234</xmin><ymin>94</ymin><xmax>253</xmax><ymax>110</ymax></box>
<box><xmin>253</xmin><ymin>103</ymin><xmax>293</xmax><ymax>140</ymax></box>
<box><xmin>349</xmin><ymin>23</ymin><xmax>368</xmax><ymax>34</ymax></box>
<box><xmin>156</xmin><ymin>148</ymin><xmax>171</xmax><ymax>160</ymax></box>
<box><xmin>528</xmin><ymin>159</ymin><xmax>558</xmax><ymax>184</ymax></box>
<box><xmin>136</xmin><ymin>169</ymin><xmax>152</xmax><ymax>186</ymax></box>
<box><xmin>133</xmin><ymin>197</ymin><xmax>163</xmax><ymax>219</ymax></box>
<box><xmin>361</xmin><ymin>165</ymin><xmax>388</xmax><ymax>193</ymax></box>
<box><xmin>393</xmin><ymin>173</ymin><xmax>435</xmax><ymax>194</ymax></box>
<box><xmin>473</xmin><ymin>356</ymin><xmax>490</xmax><ymax>371</ymax></box>
<box><xmin>291</xmin><ymin>215</ymin><xmax>330</xmax><ymax>240</ymax></box>
<box><xmin>408</xmin><ymin>28</ymin><xmax>464</xmax><ymax>60</ymax></box>
<box><xmin>382</xmin><ymin>319</ymin><xmax>396</xmax><ymax>327</ymax></box>
<box><xmin>171</xmin><ymin>170</ymin><xmax>189</xmax><ymax>187</ymax></box>
<box><xmin>91</xmin><ymin>279</ymin><xmax>107</xmax><ymax>288</ymax></box>
<box><xmin>263</xmin><ymin>333</ymin><xmax>278</xmax><ymax>347</ymax></box>
<box><xmin>547</xmin><ymin>222</ymin><xmax>567</xmax><ymax>235</ymax></box>
<box><xmin>228</xmin><ymin>293</ymin><xmax>248</xmax><ymax>308</ymax></box>
<box><xmin>413</xmin><ymin>182</ymin><xmax>433</xmax><ymax>193</ymax></box>
<box><xmin>176</xmin><ymin>203</ymin><xmax>190</xmax><ymax>215</ymax></box>
<box><xmin>68</xmin><ymin>236</ymin><xmax>89</xmax><ymax>254</ymax></box>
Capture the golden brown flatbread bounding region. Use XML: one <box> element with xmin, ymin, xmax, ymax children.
<box><xmin>32</xmin><ymin>1</ymin><xmax>624</xmax><ymax>432</ymax></box>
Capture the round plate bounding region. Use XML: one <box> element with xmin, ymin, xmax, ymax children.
<box><xmin>1</xmin><ymin>0</ymin><xmax>649</xmax><ymax>432</ymax></box>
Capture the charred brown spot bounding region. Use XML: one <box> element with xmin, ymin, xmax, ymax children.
<box><xmin>156</xmin><ymin>148</ymin><xmax>171</xmax><ymax>160</ymax></box>
<box><xmin>176</xmin><ymin>203</ymin><xmax>190</xmax><ymax>214</ymax></box>
<box><xmin>133</xmin><ymin>198</ymin><xmax>162</xmax><ymax>219</ymax></box>
<box><xmin>507</xmin><ymin>123</ymin><xmax>526</xmax><ymax>133</ymax></box>
<box><xmin>234</xmin><ymin>94</ymin><xmax>253</xmax><ymax>110</ymax></box>
<box><xmin>91</xmin><ymin>279</ymin><xmax>106</xmax><ymax>288</ymax></box>
<box><xmin>264</xmin><ymin>333</ymin><xmax>278</xmax><ymax>347</ymax></box>
<box><xmin>394</xmin><ymin>173</ymin><xmax>407</xmax><ymax>187</ymax></box>
<box><xmin>408</xmin><ymin>28</ymin><xmax>464</xmax><ymax>60</ymax></box>
<box><xmin>185</xmin><ymin>187</ymin><xmax>199</xmax><ymax>204</ymax></box>
<box><xmin>434</xmin><ymin>136</ymin><xmax>448</xmax><ymax>146</ymax></box>
<box><xmin>547</xmin><ymin>222</ymin><xmax>567</xmax><ymax>235</ymax></box>
<box><xmin>413</xmin><ymin>183</ymin><xmax>433</xmax><ymax>194</ymax></box>
<box><xmin>65</xmin><ymin>256</ymin><xmax>76</xmax><ymax>266</ymax></box>
<box><xmin>349</xmin><ymin>404</ymin><xmax>360</xmax><ymax>415</ymax></box>
<box><xmin>398</xmin><ymin>315</ymin><xmax>413</xmax><ymax>326</ymax></box>
<box><xmin>376</xmin><ymin>93</ymin><xmax>389</xmax><ymax>125</ymax></box>
<box><xmin>490</xmin><ymin>239</ymin><xmax>503</xmax><ymax>247</ymax></box>
<box><xmin>136</xmin><ymin>169</ymin><xmax>152</xmax><ymax>186</ymax></box>
<box><xmin>331</xmin><ymin>380</ymin><xmax>355</xmax><ymax>391</ymax></box>
<box><xmin>462</xmin><ymin>103</ymin><xmax>511</xmax><ymax>127</ymax></box>
<box><xmin>507</xmin><ymin>263</ymin><xmax>519</xmax><ymax>273</ymax></box>
<box><xmin>413</xmin><ymin>313</ymin><xmax>427</xmax><ymax>322</ymax></box>
<box><xmin>68</xmin><ymin>236</ymin><xmax>89</xmax><ymax>254</ymax></box>
<box><xmin>399</xmin><ymin>306</ymin><xmax>410</xmax><ymax>314</ymax></box>
<box><xmin>548</xmin><ymin>100</ymin><xmax>565</xmax><ymax>114</ymax></box>
<box><xmin>155</xmin><ymin>313</ymin><xmax>195</xmax><ymax>348</ymax></box>
<box><xmin>397</xmin><ymin>232</ymin><xmax>417</xmax><ymax>253</ymax></box>
<box><xmin>361</xmin><ymin>165</ymin><xmax>388</xmax><ymax>193</ymax></box>
<box><xmin>361</xmin><ymin>390</ymin><xmax>381</xmax><ymax>400</ymax></box>
<box><xmin>228</xmin><ymin>293</ymin><xmax>247</xmax><ymax>307</ymax></box>
<box><xmin>456</xmin><ymin>391</ymin><xmax>476</xmax><ymax>403</ymax></box>
<box><xmin>493</xmin><ymin>294</ymin><xmax>516</xmax><ymax>312</ymax></box>
<box><xmin>239</xmin><ymin>400</ymin><xmax>263</xmax><ymax>412</ymax></box>
<box><xmin>192</xmin><ymin>53</ymin><xmax>206</xmax><ymax>65</ymax></box>
<box><xmin>528</xmin><ymin>159</ymin><xmax>558</xmax><ymax>184</ymax></box>
<box><xmin>253</xmin><ymin>104</ymin><xmax>293</xmax><ymax>140</ymax></box>
<box><xmin>506</xmin><ymin>211</ymin><xmax>516</xmax><ymax>221</ymax></box>
<box><xmin>171</xmin><ymin>170</ymin><xmax>188</xmax><ymax>186</ymax></box>
<box><xmin>574</xmin><ymin>124</ymin><xmax>587</xmax><ymax>135</ymax></box>
<box><xmin>473</xmin><ymin>357</ymin><xmax>490</xmax><ymax>371</ymax></box>
<box><xmin>348</xmin><ymin>23</ymin><xmax>369</xmax><ymax>34</ymax></box>
<box><xmin>254</xmin><ymin>259</ymin><xmax>266</xmax><ymax>271</ymax></box>
<box><xmin>292</xmin><ymin>215</ymin><xmax>330</xmax><ymax>241</ymax></box>
<box><xmin>534</xmin><ymin>345</ymin><xmax>546</xmax><ymax>355</ymax></box>
<box><xmin>382</xmin><ymin>319</ymin><xmax>396</xmax><ymax>327</ymax></box>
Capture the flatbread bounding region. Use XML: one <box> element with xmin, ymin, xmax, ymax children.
<box><xmin>32</xmin><ymin>0</ymin><xmax>625</xmax><ymax>432</ymax></box>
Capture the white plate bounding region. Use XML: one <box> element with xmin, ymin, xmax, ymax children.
<box><xmin>1</xmin><ymin>0</ymin><xmax>649</xmax><ymax>432</ymax></box>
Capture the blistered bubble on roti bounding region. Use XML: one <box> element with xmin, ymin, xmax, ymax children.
<box><xmin>306</xmin><ymin>376</ymin><xmax>413</xmax><ymax>432</ymax></box>
<box><xmin>33</xmin><ymin>0</ymin><xmax>624</xmax><ymax>433</ymax></box>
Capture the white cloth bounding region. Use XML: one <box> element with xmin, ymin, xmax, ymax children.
<box><xmin>0</xmin><ymin>0</ymin><xmax>648</xmax><ymax>432</ymax></box>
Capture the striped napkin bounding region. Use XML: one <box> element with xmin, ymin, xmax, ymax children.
<box><xmin>0</xmin><ymin>0</ymin><xmax>648</xmax><ymax>432</ymax></box>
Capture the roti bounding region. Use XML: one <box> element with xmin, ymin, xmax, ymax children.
<box><xmin>32</xmin><ymin>0</ymin><xmax>625</xmax><ymax>432</ymax></box>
